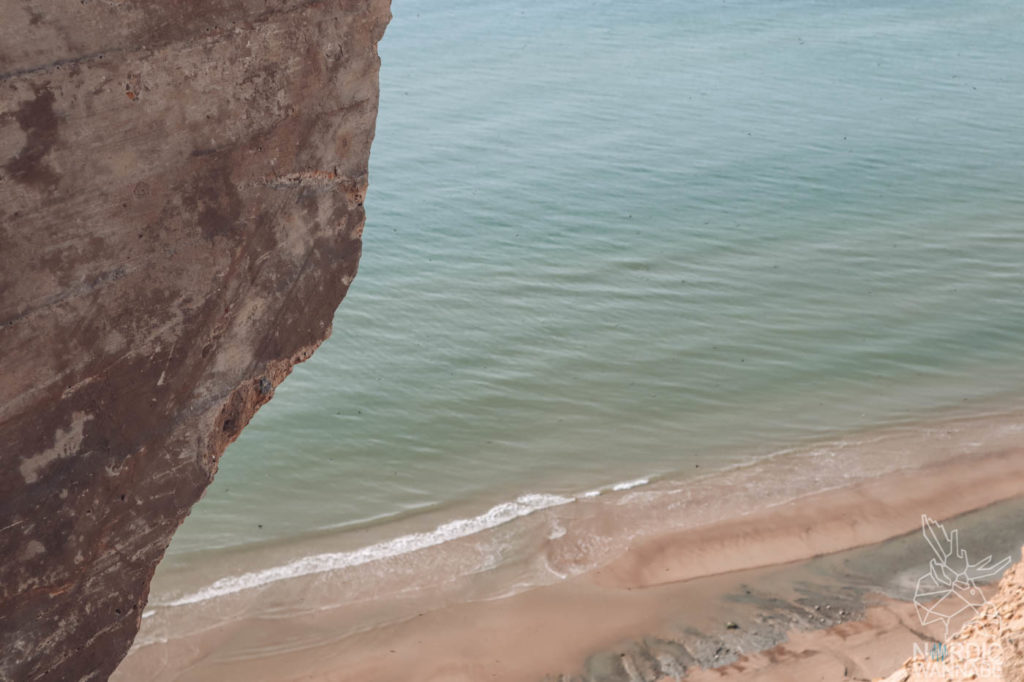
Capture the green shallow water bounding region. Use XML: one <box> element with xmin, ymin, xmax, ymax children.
<box><xmin>168</xmin><ymin>0</ymin><xmax>1024</xmax><ymax>559</ymax></box>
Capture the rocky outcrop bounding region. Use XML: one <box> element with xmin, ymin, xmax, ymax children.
<box><xmin>880</xmin><ymin>549</ymin><xmax>1024</xmax><ymax>682</ymax></box>
<box><xmin>0</xmin><ymin>1</ymin><xmax>391</xmax><ymax>679</ymax></box>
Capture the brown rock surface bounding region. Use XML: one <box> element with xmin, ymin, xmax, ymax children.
<box><xmin>0</xmin><ymin>1</ymin><xmax>391</xmax><ymax>679</ymax></box>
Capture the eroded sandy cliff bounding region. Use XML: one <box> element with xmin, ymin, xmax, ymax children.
<box><xmin>0</xmin><ymin>1</ymin><xmax>391</xmax><ymax>679</ymax></box>
<box><xmin>881</xmin><ymin>549</ymin><xmax>1024</xmax><ymax>682</ymax></box>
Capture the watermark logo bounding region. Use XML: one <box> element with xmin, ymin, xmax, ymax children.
<box><xmin>913</xmin><ymin>514</ymin><xmax>1010</xmax><ymax>638</ymax></box>
<box><xmin>907</xmin><ymin>515</ymin><xmax>1010</xmax><ymax>678</ymax></box>
<box><xmin>911</xmin><ymin>640</ymin><xmax>1004</xmax><ymax>678</ymax></box>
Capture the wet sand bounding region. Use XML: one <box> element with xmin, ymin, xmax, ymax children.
<box><xmin>116</xmin><ymin>442</ymin><xmax>1024</xmax><ymax>681</ymax></box>
<box><xmin>592</xmin><ymin>446</ymin><xmax>1024</xmax><ymax>589</ymax></box>
<box><xmin>111</xmin><ymin>550</ymin><xmax>985</xmax><ymax>682</ymax></box>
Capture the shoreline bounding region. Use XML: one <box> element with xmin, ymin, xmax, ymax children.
<box><xmin>115</xmin><ymin>505</ymin><xmax>1018</xmax><ymax>682</ymax></box>
<box><xmin>147</xmin><ymin>408</ymin><xmax>1024</xmax><ymax>609</ymax></box>
<box><xmin>592</xmin><ymin>445</ymin><xmax>1024</xmax><ymax>590</ymax></box>
<box><xmin>116</xmin><ymin>420</ymin><xmax>1024</xmax><ymax>681</ymax></box>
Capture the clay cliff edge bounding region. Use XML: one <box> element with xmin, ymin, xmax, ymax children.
<box><xmin>0</xmin><ymin>2</ymin><xmax>392</xmax><ymax>679</ymax></box>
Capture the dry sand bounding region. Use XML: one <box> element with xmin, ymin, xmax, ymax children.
<box><xmin>116</xmin><ymin>443</ymin><xmax>1024</xmax><ymax>681</ymax></box>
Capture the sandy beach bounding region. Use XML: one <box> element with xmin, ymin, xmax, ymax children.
<box><xmin>115</xmin><ymin>432</ymin><xmax>1024</xmax><ymax>681</ymax></box>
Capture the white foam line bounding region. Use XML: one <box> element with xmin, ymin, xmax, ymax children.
<box><xmin>160</xmin><ymin>493</ymin><xmax>574</xmax><ymax>607</ymax></box>
<box><xmin>159</xmin><ymin>476</ymin><xmax>658</xmax><ymax>609</ymax></box>
<box><xmin>582</xmin><ymin>476</ymin><xmax>652</xmax><ymax>498</ymax></box>
<box><xmin>610</xmin><ymin>477</ymin><xmax>649</xmax><ymax>491</ymax></box>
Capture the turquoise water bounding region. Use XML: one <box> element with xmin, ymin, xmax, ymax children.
<box><xmin>167</xmin><ymin>0</ymin><xmax>1024</xmax><ymax>563</ymax></box>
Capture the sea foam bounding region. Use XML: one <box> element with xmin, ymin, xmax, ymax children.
<box><xmin>162</xmin><ymin>492</ymin><xmax>574</xmax><ymax>606</ymax></box>
<box><xmin>160</xmin><ymin>477</ymin><xmax>654</xmax><ymax>607</ymax></box>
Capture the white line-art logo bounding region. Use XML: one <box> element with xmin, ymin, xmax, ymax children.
<box><xmin>914</xmin><ymin>515</ymin><xmax>1011</xmax><ymax>638</ymax></box>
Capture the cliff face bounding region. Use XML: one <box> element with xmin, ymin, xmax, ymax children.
<box><xmin>0</xmin><ymin>2</ymin><xmax>391</xmax><ymax>679</ymax></box>
<box><xmin>881</xmin><ymin>550</ymin><xmax>1024</xmax><ymax>682</ymax></box>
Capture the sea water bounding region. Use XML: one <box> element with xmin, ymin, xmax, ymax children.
<box><xmin>150</xmin><ymin>0</ymin><xmax>1024</xmax><ymax>620</ymax></box>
